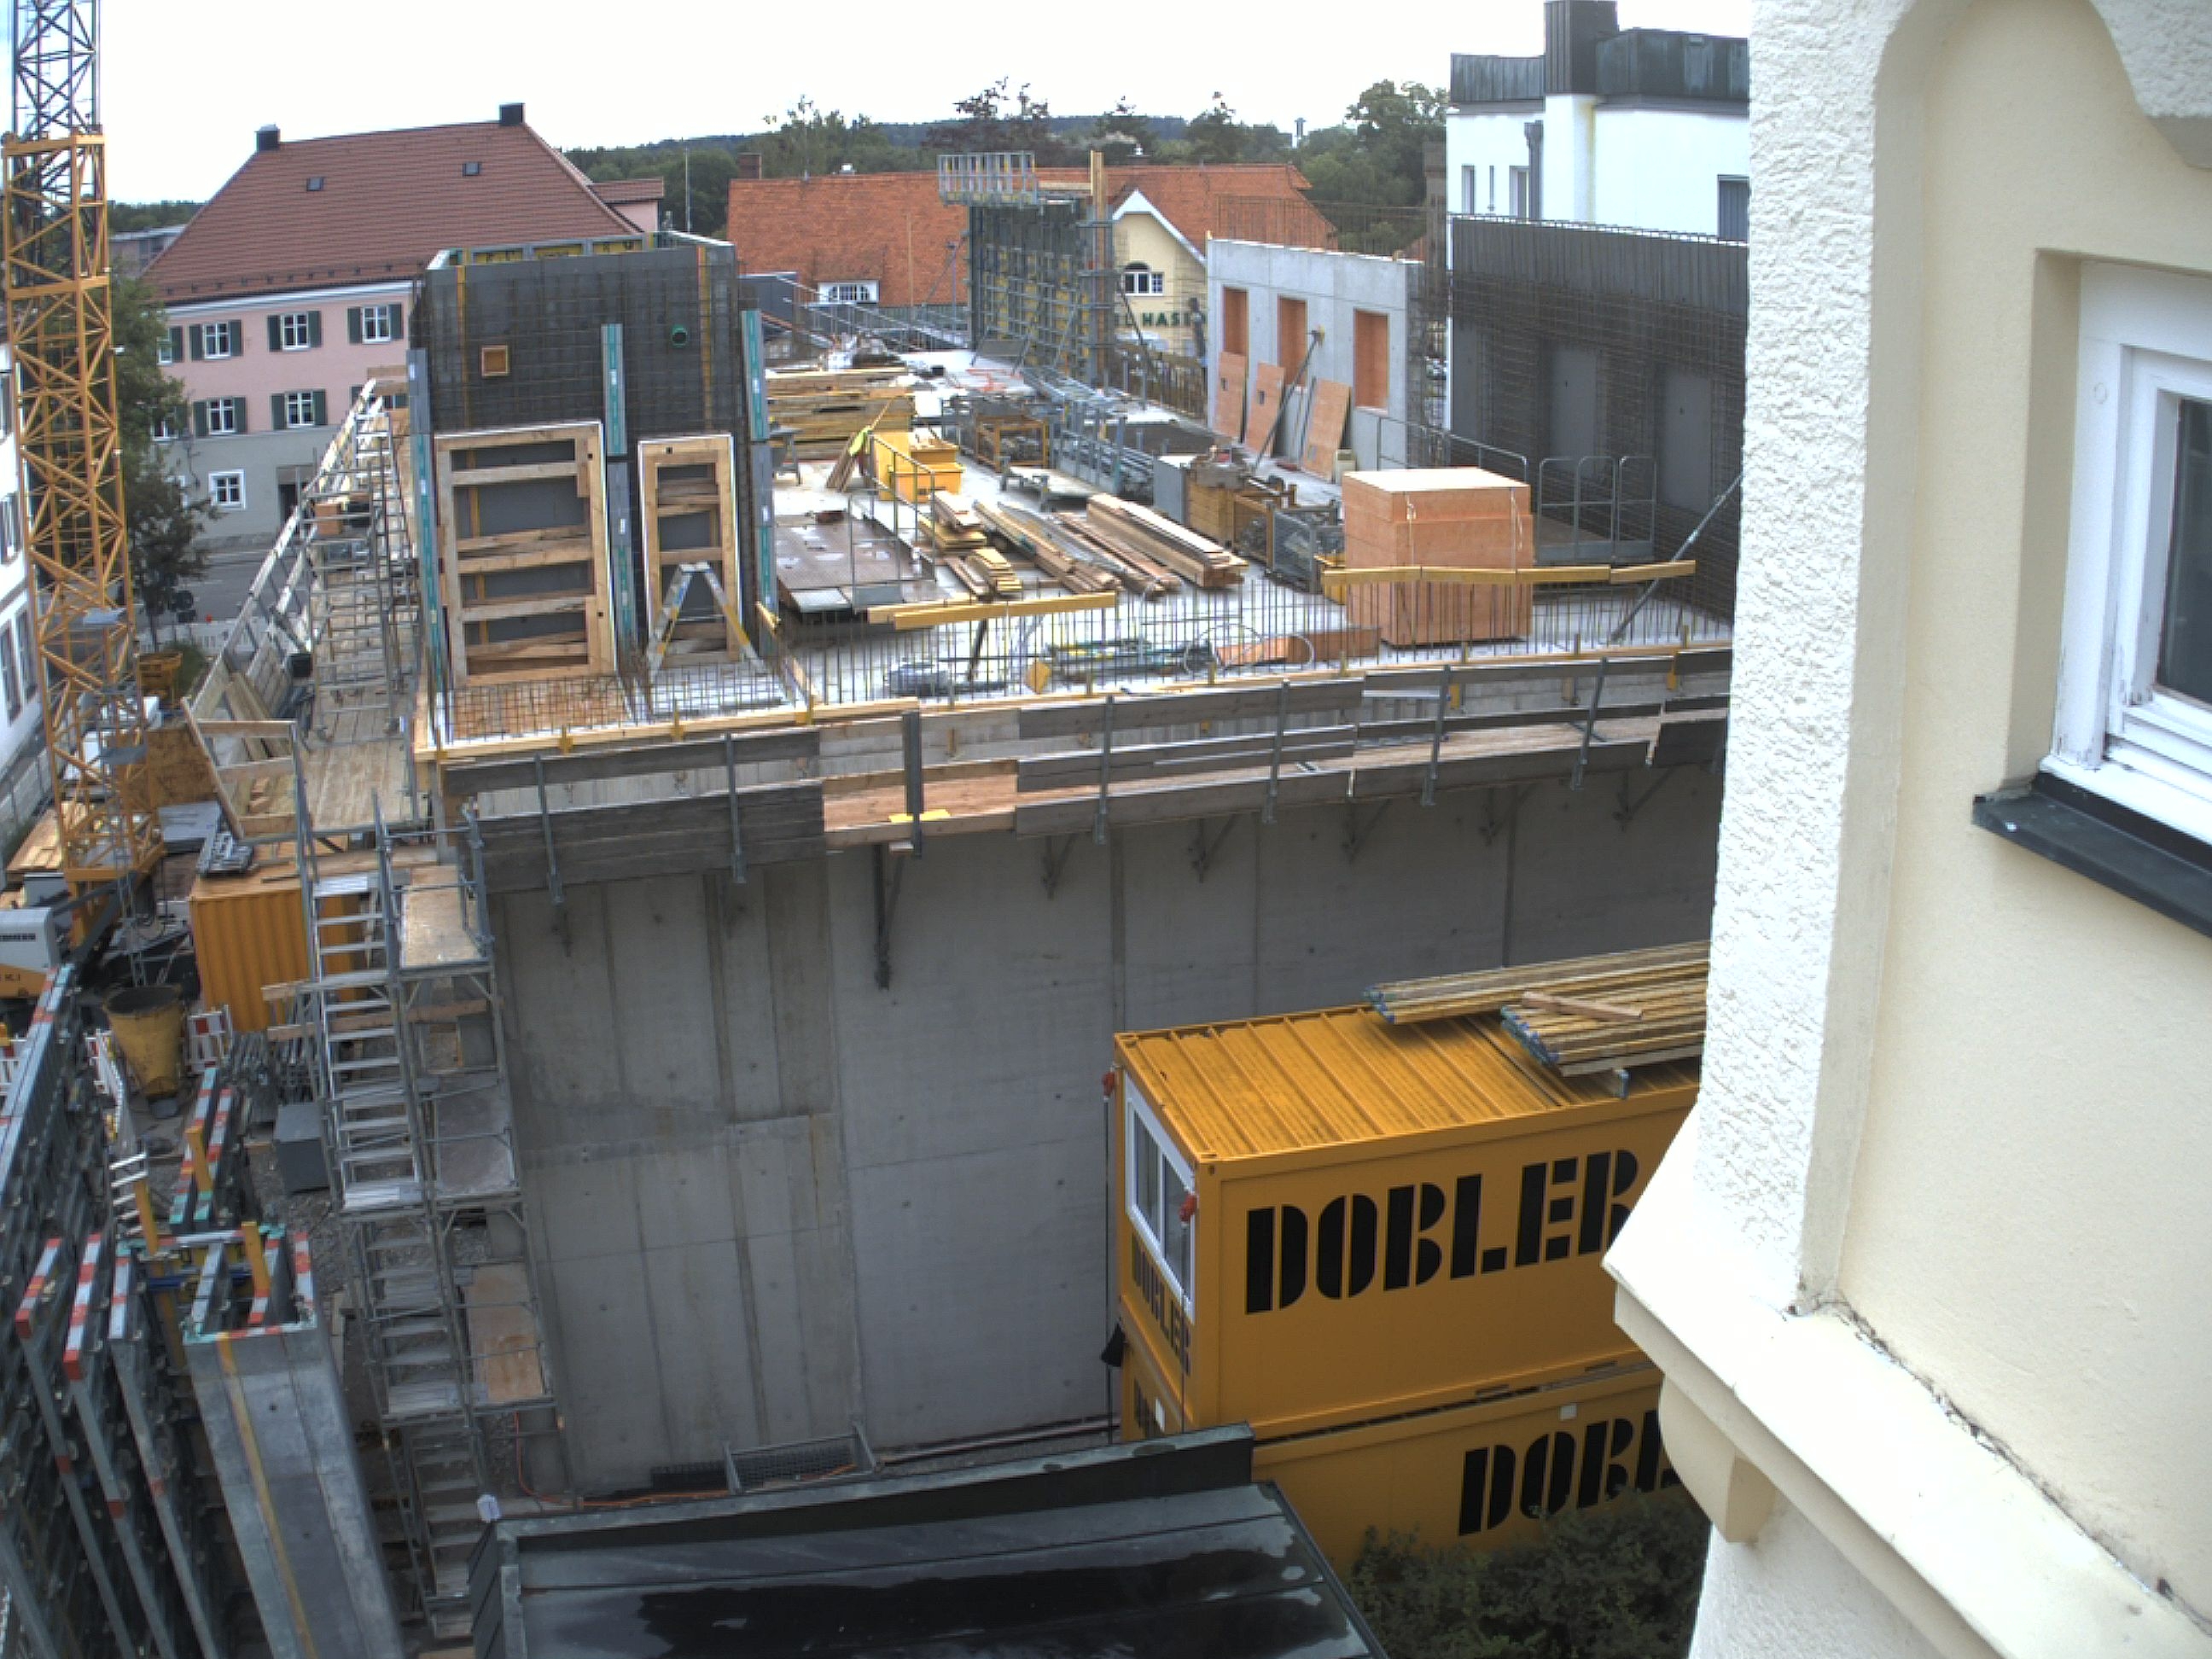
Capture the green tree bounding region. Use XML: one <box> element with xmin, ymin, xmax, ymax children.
<box><xmin>1347</xmin><ymin>1493</ymin><xmax>1710</xmax><ymax>1659</ymax></box>
<box><xmin>111</xmin><ymin>276</ymin><xmax>208</xmax><ymax>641</ymax></box>
<box><xmin>110</xmin><ymin>200</ymin><xmax>198</xmax><ymax>234</ymax></box>
<box><xmin>1298</xmin><ymin>79</ymin><xmax>1445</xmax><ymax>206</ymax></box>
<box><xmin>1086</xmin><ymin>96</ymin><xmax>1157</xmax><ymax>160</ymax></box>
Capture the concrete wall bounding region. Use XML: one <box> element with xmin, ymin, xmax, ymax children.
<box><xmin>1206</xmin><ymin>241</ymin><xmax>1414</xmax><ymax>469</ymax></box>
<box><xmin>500</xmin><ymin>770</ymin><xmax>1725</xmax><ymax>1488</ymax></box>
<box><xmin>1604</xmin><ymin>1</ymin><xmax>2212</xmax><ymax>1656</ymax></box>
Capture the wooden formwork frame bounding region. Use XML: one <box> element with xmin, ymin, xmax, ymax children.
<box><xmin>637</xmin><ymin>434</ymin><xmax>745</xmax><ymax>660</ymax></box>
<box><xmin>434</xmin><ymin>422</ymin><xmax>614</xmax><ymax>690</ymax></box>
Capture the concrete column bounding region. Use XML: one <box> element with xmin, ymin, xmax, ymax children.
<box><xmin>1543</xmin><ymin>94</ymin><xmax>1598</xmax><ymax>221</ymax></box>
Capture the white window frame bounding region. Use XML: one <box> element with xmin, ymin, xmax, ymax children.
<box><xmin>199</xmin><ymin>321</ymin><xmax>233</xmax><ymax>360</ymax></box>
<box><xmin>1123</xmin><ymin>1080</ymin><xmax>1196</xmax><ymax>1313</ymax></box>
<box><xmin>2051</xmin><ymin>262</ymin><xmax>2212</xmax><ymax>843</ymax></box>
<box><xmin>820</xmin><ymin>281</ymin><xmax>877</xmax><ymax>306</ymax></box>
<box><xmin>277</xmin><ymin>311</ymin><xmax>313</xmax><ymax>351</ymax></box>
<box><xmin>209</xmin><ymin>469</ymin><xmax>245</xmax><ymax>512</ymax></box>
<box><xmin>151</xmin><ymin>414</ymin><xmax>178</xmax><ymax>443</ymax></box>
<box><xmin>359</xmin><ymin>303</ymin><xmax>395</xmax><ymax>345</ymax></box>
<box><xmin>1509</xmin><ymin>166</ymin><xmax>1531</xmax><ymax>219</ymax></box>
<box><xmin>156</xmin><ymin>333</ymin><xmax>174</xmax><ymax>366</ymax></box>
<box><xmin>283</xmin><ymin>391</ymin><xmax>318</xmax><ymax>430</ymax></box>
<box><xmin>1120</xmin><ymin>264</ymin><xmax>1165</xmax><ymax>298</ymax></box>
<box><xmin>204</xmin><ymin>398</ymin><xmax>238</xmax><ymax>437</ymax></box>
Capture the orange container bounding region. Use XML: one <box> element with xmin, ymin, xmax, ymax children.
<box><xmin>188</xmin><ymin>851</ymin><xmax>311</xmax><ymax>1033</ymax></box>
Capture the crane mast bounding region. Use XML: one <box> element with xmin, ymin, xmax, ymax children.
<box><xmin>3</xmin><ymin>0</ymin><xmax>155</xmax><ymax>888</ymax></box>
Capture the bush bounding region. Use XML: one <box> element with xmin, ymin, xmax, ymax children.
<box><xmin>1347</xmin><ymin>1493</ymin><xmax>1710</xmax><ymax>1659</ymax></box>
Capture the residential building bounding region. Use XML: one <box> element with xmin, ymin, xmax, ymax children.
<box><xmin>591</xmin><ymin>176</ymin><xmax>667</xmax><ymax>235</ymax></box>
<box><xmin>113</xmin><ymin>224</ymin><xmax>186</xmax><ymax>279</ymax></box>
<box><xmin>145</xmin><ymin>103</ymin><xmax>643</xmax><ymax>551</ymax></box>
<box><xmin>727</xmin><ymin>162</ymin><xmax>1312</xmax><ymax>355</ymax></box>
<box><xmin>1448</xmin><ymin>1</ymin><xmax>1748</xmax><ymax>239</ymax></box>
<box><xmin>1606</xmin><ymin>4</ymin><xmax>2212</xmax><ymax>1659</ymax></box>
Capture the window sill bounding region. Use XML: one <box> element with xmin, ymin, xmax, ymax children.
<box><xmin>1972</xmin><ymin>771</ymin><xmax>2212</xmax><ymax>940</ymax></box>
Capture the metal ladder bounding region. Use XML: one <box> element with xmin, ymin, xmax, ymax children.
<box><xmin>311</xmin><ymin>870</ymin><xmax>422</xmax><ymax>1208</ymax></box>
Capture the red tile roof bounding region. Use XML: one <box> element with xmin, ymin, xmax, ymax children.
<box><xmin>146</xmin><ymin>119</ymin><xmax>637</xmax><ymax>304</ymax></box>
<box><xmin>724</xmin><ymin>162</ymin><xmax>1310</xmax><ymax>311</ymax></box>
<box><xmin>592</xmin><ymin>177</ymin><xmax>667</xmax><ymax>204</ymax></box>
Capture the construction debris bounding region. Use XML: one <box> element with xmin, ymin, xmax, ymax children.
<box><xmin>1366</xmin><ymin>941</ymin><xmax>1710</xmax><ymax>1078</ymax></box>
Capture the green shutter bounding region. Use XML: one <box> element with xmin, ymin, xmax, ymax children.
<box><xmin>230</xmin><ymin>319</ymin><xmax>245</xmax><ymax>353</ymax></box>
<box><xmin>167</xmin><ymin>326</ymin><xmax>183</xmax><ymax>362</ymax></box>
<box><xmin>190</xmin><ymin>401</ymin><xmax>207</xmax><ymax>438</ymax></box>
<box><xmin>308</xmin><ymin>311</ymin><xmax>323</xmax><ymax>347</ymax></box>
<box><xmin>233</xmin><ymin>398</ymin><xmax>247</xmax><ymax>434</ymax></box>
<box><xmin>188</xmin><ymin>327</ymin><xmax>203</xmax><ymax>362</ymax></box>
<box><xmin>346</xmin><ymin>306</ymin><xmax>362</xmax><ymax>345</ymax></box>
<box><xmin>391</xmin><ymin>305</ymin><xmax>403</xmax><ymax>340</ymax></box>
<box><xmin>271</xmin><ymin>394</ymin><xmax>286</xmax><ymax>431</ymax></box>
<box><xmin>311</xmin><ymin>390</ymin><xmax>326</xmax><ymax>427</ymax></box>
<box><xmin>267</xmin><ymin>315</ymin><xmax>282</xmax><ymax>352</ymax></box>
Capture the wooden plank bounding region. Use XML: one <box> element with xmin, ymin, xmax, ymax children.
<box><xmin>456</xmin><ymin>522</ymin><xmax>594</xmax><ymax>556</ymax></box>
<box><xmin>463</xmin><ymin>1264</ymin><xmax>547</xmax><ymax>1407</ymax></box>
<box><xmin>1016</xmin><ymin>727</ymin><xmax>1359</xmax><ymax>791</ymax></box>
<box><xmin>447</xmin><ymin>461</ymin><xmax>588</xmax><ymax>488</ymax></box>
<box><xmin>1243</xmin><ymin>361</ymin><xmax>1285</xmax><ymax>453</ymax></box>
<box><xmin>1017</xmin><ymin>679</ymin><xmax>1366</xmax><ymax>741</ymax></box>
<box><xmin>1213</xmin><ymin>351</ymin><xmax>1247</xmax><ymax>439</ymax></box>
<box><xmin>458</xmin><ymin>594</ymin><xmax>590</xmax><ymax>624</ymax></box>
<box><xmin>452</xmin><ymin>544</ymin><xmax>602</xmax><ymax>574</ymax></box>
<box><xmin>1299</xmin><ymin>379</ymin><xmax>1353</xmax><ymax>476</ymax></box>
<box><xmin>867</xmin><ymin>591</ymin><xmax>1119</xmax><ymax>631</ymax></box>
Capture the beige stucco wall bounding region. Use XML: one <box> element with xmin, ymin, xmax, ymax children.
<box><xmin>1112</xmin><ymin>212</ymin><xmax>1202</xmax><ymax>354</ymax></box>
<box><xmin>1842</xmin><ymin>0</ymin><xmax>2212</xmax><ymax>1610</ymax></box>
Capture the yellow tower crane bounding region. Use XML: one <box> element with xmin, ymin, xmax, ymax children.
<box><xmin>3</xmin><ymin>0</ymin><xmax>157</xmax><ymax>895</ymax></box>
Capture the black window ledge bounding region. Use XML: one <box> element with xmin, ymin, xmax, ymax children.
<box><xmin>1973</xmin><ymin>771</ymin><xmax>2212</xmax><ymax>941</ymax></box>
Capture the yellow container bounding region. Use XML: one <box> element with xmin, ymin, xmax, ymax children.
<box><xmin>188</xmin><ymin>851</ymin><xmax>311</xmax><ymax>1033</ymax></box>
<box><xmin>106</xmin><ymin>983</ymin><xmax>185</xmax><ymax>1097</ymax></box>
<box><xmin>1114</xmin><ymin>1005</ymin><xmax>1695</xmax><ymax>1440</ymax></box>
<box><xmin>1251</xmin><ymin>1365</ymin><xmax>1674</xmax><ymax>1567</ymax></box>
<box><xmin>872</xmin><ymin>427</ymin><xmax>962</xmax><ymax>504</ymax></box>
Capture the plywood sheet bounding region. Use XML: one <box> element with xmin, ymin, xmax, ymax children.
<box><xmin>640</xmin><ymin>434</ymin><xmax>746</xmax><ymax>661</ymax></box>
<box><xmin>1244</xmin><ymin>362</ymin><xmax>1287</xmax><ymax>454</ymax></box>
<box><xmin>466</xmin><ymin>1262</ymin><xmax>547</xmax><ymax>1406</ymax></box>
<box><xmin>1299</xmin><ymin>380</ymin><xmax>1353</xmax><ymax>477</ymax></box>
<box><xmin>1213</xmin><ymin>352</ymin><xmax>1248</xmax><ymax>440</ymax></box>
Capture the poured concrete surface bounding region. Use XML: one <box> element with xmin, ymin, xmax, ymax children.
<box><xmin>498</xmin><ymin>769</ymin><xmax>1723</xmax><ymax>1487</ymax></box>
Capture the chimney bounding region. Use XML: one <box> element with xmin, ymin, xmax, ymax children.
<box><xmin>256</xmin><ymin>125</ymin><xmax>281</xmax><ymax>153</ymax></box>
<box><xmin>498</xmin><ymin>102</ymin><xmax>525</xmax><ymax>127</ymax></box>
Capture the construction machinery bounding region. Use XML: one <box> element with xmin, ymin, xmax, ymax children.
<box><xmin>3</xmin><ymin>0</ymin><xmax>157</xmax><ymax>896</ymax></box>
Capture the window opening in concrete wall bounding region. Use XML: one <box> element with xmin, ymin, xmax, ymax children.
<box><xmin>1278</xmin><ymin>296</ymin><xmax>1307</xmax><ymax>370</ymax></box>
<box><xmin>1354</xmin><ymin>309</ymin><xmax>1389</xmax><ymax>409</ymax></box>
<box><xmin>1222</xmin><ymin>286</ymin><xmax>1249</xmax><ymax>358</ymax></box>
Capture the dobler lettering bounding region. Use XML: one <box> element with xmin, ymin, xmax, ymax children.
<box><xmin>1130</xmin><ymin>1232</ymin><xmax>1192</xmax><ymax>1374</ymax></box>
<box><xmin>1243</xmin><ymin>1150</ymin><xmax>1641</xmax><ymax>1314</ymax></box>
<box><xmin>1457</xmin><ymin>1407</ymin><xmax>1675</xmax><ymax>1535</ymax></box>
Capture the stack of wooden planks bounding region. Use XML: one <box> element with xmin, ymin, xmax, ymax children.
<box><xmin>1366</xmin><ymin>942</ymin><xmax>1709</xmax><ymax>1079</ymax></box>
<box><xmin>1342</xmin><ymin>468</ymin><xmax>1533</xmax><ymax>646</ymax></box>
<box><xmin>435</xmin><ymin>422</ymin><xmax>615</xmax><ymax>687</ymax></box>
<box><xmin>969</xmin><ymin>499</ymin><xmax>1125</xmax><ymax>597</ymax></box>
<box><xmin>764</xmin><ymin>366</ymin><xmax>913</xmax><ymax>459</ymax></box>
<box><xmin>1085</xmin><ymin>496</ymin><xmax>1245</xmax><ymax>588</ymax></box>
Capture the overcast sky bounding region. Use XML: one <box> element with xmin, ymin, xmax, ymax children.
<box><xmin>104</xmin><ymin>0</ymin><xmax>1749</xmax><ymax>204</ymax></box>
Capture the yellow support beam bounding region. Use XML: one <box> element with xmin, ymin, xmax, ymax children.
<box><xmin>867</xmin><ymin>591</ymin><xmax>1121</xmax><ymax>632</ymax></box>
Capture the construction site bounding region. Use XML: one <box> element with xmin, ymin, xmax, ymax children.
<box><xmin>0</xmin><ymin>11</ymin><xmax>1738</xmax><ymax>1655</ymax></box>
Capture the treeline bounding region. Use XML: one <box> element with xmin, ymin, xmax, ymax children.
<box><xmin>568</xmin><ymin>79</ymin><xmax>1442</xmax><ymax>241</ymax></box>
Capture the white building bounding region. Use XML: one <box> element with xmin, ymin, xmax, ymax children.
<box><xmin>1447</xmin><ymin>2</ymin><xmax>1748</xmax><ymax>239</ymax></box>
<box><xmin>1605</xmin><ymin>1</ymin><xmax>2212</xmax><ymax>1656</ymax></box>
<box><xmin>0</xmin><ymin>350</ymin><xmax>41</xmax><ymax>828</ymax></box>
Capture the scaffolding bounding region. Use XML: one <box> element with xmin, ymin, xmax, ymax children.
<box><xmin>288</xmin><ymin>802</ymin><xmax>552</xmax><ymax>1634</ymax></box>
<box><xmin>303</xmin><ymin>392</ymin><xmax>417</xmax><ymax>742</ymax></box>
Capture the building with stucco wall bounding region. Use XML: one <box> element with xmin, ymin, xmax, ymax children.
<box><xmin>1604</xmin><ymin>2</ymin><xmax>2212</xmax><ymax>1656</ymax></box>
<box><xmin>1447</xmin><ymin>2</ymin><xmax>1748</xmax><ymax>240</ymax></box>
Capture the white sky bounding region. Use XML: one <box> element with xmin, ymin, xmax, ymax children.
<box><xmin>103</xmin><ymin>0</ymin><xmax>1749</xmax><ymax>204</ymax></box>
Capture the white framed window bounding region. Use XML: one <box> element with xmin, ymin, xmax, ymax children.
<box><xmin>0</xmin><ymin>493</ymin><xmax>17</xmax><ymax>560</ymax></box>
<box><xmin>203</xmin><ymin>398</ymin><xmax>238</xmax><ymax>436</ymax></box>
<box><xmin>14</xmin><ymin>611</ymin><xmax>32</xmax><ymax>707</ymax></box>
<box><xmin>359</xmin><ymin>303</ymin><xmax>395</xmax><ymax>344</ymax></box>
<box><xmin>1461</xmin><ymin>166</ymin><xmax>1477</xmax><ymax>216</ymax></box>
<box><xmin>156</xmin><ymin>331</ymin><xmax>174</xmax><ymax>366</ymax></box>
<box><xmin>283</xmin><ymin>390</ymin><xmax>319</xmax><ymax>429</ymax></box>
<box><xmin>1121</xmin><ymin>263</ymin><xmax>1166</xmax><ymax>298</ymax></box>
<box><xmin>2052</xmin><ymin>263</ymin><xmax>2212</xmax><ymax>842</ymax></box>
<box><xmin>820</xmin><ymin>281</ymin><xmax>877</xmax><ymax>306</ymax></box>
<box><xmin>277</xmin><ymin>311</ymin><xmax>314</xmax><ymax>351</ymax></box>
<box><xmin>1489</xmin><ymin>165</ymin><xmax>1498</xmax><ymax>214</ymax></box>
<box><xmin>198</xmin><ymin>320</ymin><xmax>234</xmax><ymax>359</ymax></box>
<box><xmin>209</xmin><ymin>470</ymin><xmax>245</xmax><ymax>512</ymax></box>
<box><xmin>152</xmin><ymin>414</ymin><xmax>178</xmax><ymax>443</ymax></box>
<box><xmin>1</xmin><ymin>619</ymin><xmax>17</xmax><ymax>722</ymax></box>
<box><xmin>1509</xmin><ymin>166</ymin><xmax>1531</xmax><ymax>219</ymax></box>
<box><xmin>1124</xmin><ymin>1081</ymin><xmax>1195</xmax><ymax>1310</ymax></box>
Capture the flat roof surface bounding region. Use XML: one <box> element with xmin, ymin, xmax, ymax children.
<box><xmin>1121</xmin><ymin>1008</ymin><xmax>1697</xmax><ymax>1162</ymax></box>
<box><xmin>476</xmin><ymin>1431</ymin><xmax>1386</xmax><ymax>1659</ymax></box>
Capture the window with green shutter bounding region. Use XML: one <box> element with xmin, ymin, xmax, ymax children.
<box><xmin>311</xmin><ymin>389</ymin><xmax>327</xmax><ymax>426</ymax></box>
<box><xmin>190</xmin><ymin>401</ymin><xmax>207</xmax><ymax>437</ymax></box>
<box><xmin>346</xmin><ymin>306</ymin><xmax>362</xmax><ymax>345</ymax></box>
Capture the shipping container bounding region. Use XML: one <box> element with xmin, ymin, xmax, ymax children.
<box><xmin>1114</xmin><ymin>1005</ymin><xmax>1694</xmax><ymax>1439</ymax></box>
<box><xmin>189</xmin><ymin>851</ymin><xmax>311</xmax><ymax>1033</ymax></box>
<box><xmin>1252</xmin><ymin>1364</ymin><xmax>1675</xmax><ymax>1567</ymax></box>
